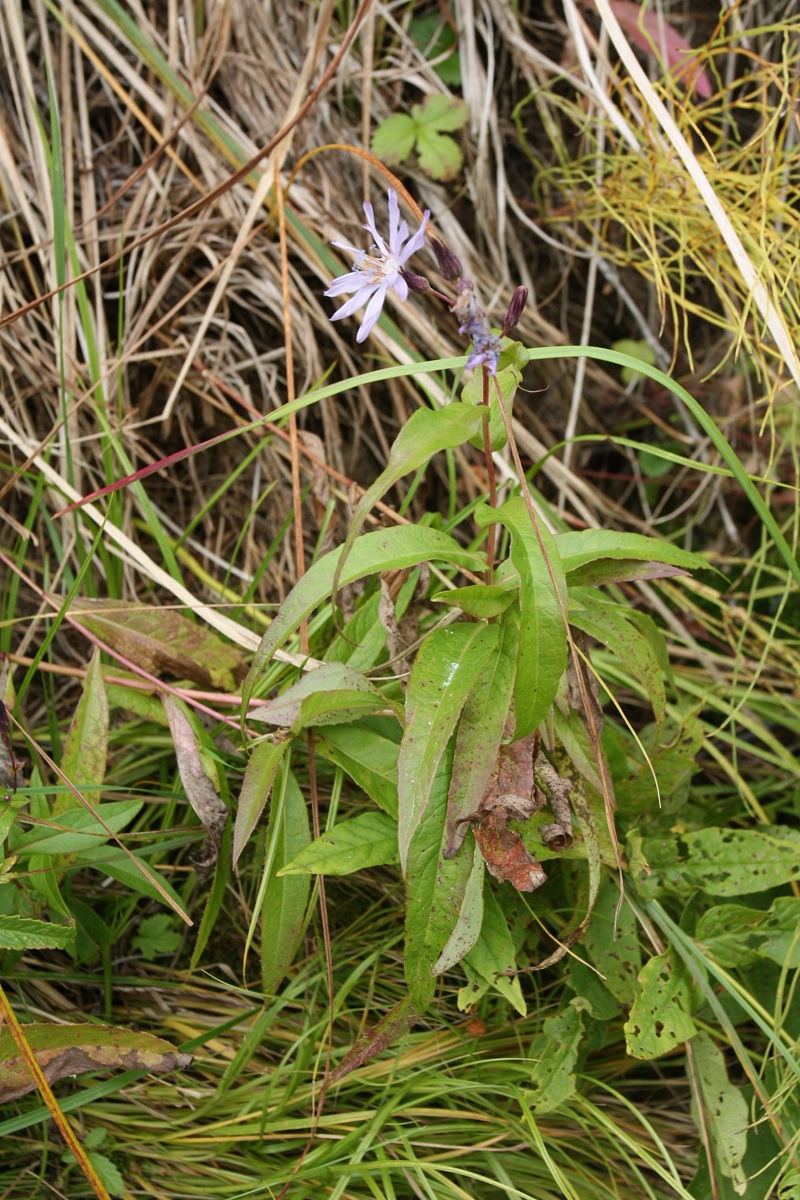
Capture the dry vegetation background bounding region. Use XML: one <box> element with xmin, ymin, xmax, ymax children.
<box><xmin>1</xmin><ymin>0</ymin><xmax>800</xmax><ymax>1196</ymax></box>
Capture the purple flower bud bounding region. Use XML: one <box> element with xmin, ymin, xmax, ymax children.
<box><xmin>503</xmin><ymin>286</ymin><xmax>528</xmax><ymax>333</ymax></box>
<box><xmin>400</xmin><ymin>269</ymin><xmax>430</xmax><ymax>294</ymax></box>
<box><xmin>430</xmin><ymin>237</ymin><xmax>463</xmax><ymax>281</ymax></box>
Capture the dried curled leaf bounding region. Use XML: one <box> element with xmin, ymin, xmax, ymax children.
<box><xmin>0</xmin><ymin>1023</ymin><xmax>191</xmax><ymax>1102</ymax></box>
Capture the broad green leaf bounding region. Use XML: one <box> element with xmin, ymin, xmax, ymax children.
<box><xmin>132</xmin><ymin>914</ymin><xmax>182</xmax><ymax>961</ymax></box>
<box><xmin>233</xmin><ymin>739</ymin><xmax>289</xmax><ymax>865</ymax></box>
<box><xmin>337</xmin><ymin>403</ymin><xmax>483</xmax><ymax>596</ymax></box>
<box><xmin>261</xmin><ymin>769</ymin><xmax>311</xmax><ymax>994</ymax></box>
<box><xmin>0</xmin><ymin>1022</ymin><xmax>191</xmax><ymax>1103</ymax></box>
<box><xmin>57</xmin><ymin>650</ymin><xmax>108</xmax><ymax>813</ymax></box>
<box><xmin>462</xmin><ymin>881</ymin><xmax>526</xmax><ymax>1015</ymax></box>
<box><xmin>370</xmin><ymin>113</ymin><xmax>417</xmax><ymax>164</ymax></box>
<box><xmin>404</xmin><ymin>737</ymin><xmax>475</xmax><ymax>1012</ymax></box>
<box><xmin>431</xmin><ymin>583</ymin><xmax>517</xmax><ymax>619</ymax></box>
<box><xmin>398</xmin><ymin>622</ymin><xmax>498</xmax><ymax>871</ymax></box>
<box><xmin>410</xmin><ymin>14</ymin><xmax>461</xmax><ymax>85</ymax></box>
<box><xmin>12</xmin><ymin>800</ymin><xmax>143</xmax><ymax>856</ymax></box>
<box><xmin>695</xmin><ymin>897</ymin><xmax>800</xmax><ymax>969</ymax></box>
<box><xmin>412</xmin><ymin>94</ymin><xmax>469</xmax><ymax>132</ymax></box>
<box><xmin>624</xmin><ymin>948</ymin><xmax>697</xmax><ymax>1058</ymax></box>
<box><xmin>476</xmin><ymin>497</ymin><xmax>567</xmax><ymax>739</ymax></box>
<box><xmin>242</xmin><ymin>526</ymin><xmax>485</xmax><ymax>710</ymax></box>
<box><xmin>582</xmin><ymin>877</ymin><xmax>642</xmax><ymax>1005</ymax></box>
<box><xmin>570</xmin><ymin>589</ymin><xmax>666</xmax><ymax>727</ymax></box>
<box><xmin>444</xmin><ymin>612</ymin><xmax>519</xmax><ymax>855</ymax></box>
<box><xmin>415</xmin><ymin>125</ymin><xmax>463</xmax><ymax>180</ymax></box>
<box><xmin>612</xmin><ymin>338</ymin><xmax>657</xmax><ymax>384</ymax></box>
<box><xmin>71</xmin><ymin>597</ymin><xmax>247</xmax><ymax>691</ymax></box>
<box><xmin>555</xmin><ymin>529</ymin><xmax>707</xmax><ymax>578</ymax></box>
<box><xmin>0</xmin><ymin>914</ymin><xmax>75</xmax><ymax>952</ymax></box>
<box><xmin>635</xmin><ymin>826</ymin><xmax>800</xmax><ymax>898</ymax></box>
<box><xmin>525</xmin><ymin>999</ymin><xmax>587</xmax><ymax>1111</ymax></box>
<box><xmin>690</xmin><ymin>1032</ymin><xmax>749</xmax><ymax>1195</ymax></box>
<box><xmin>315</xmin><ymin>722</ymin><xmax>399</xmax><ymax>818</ymax></box>
<box><xmin>279</xmin><ymin>811</ymin><xmax>398</xmax><ymax>876</ymax></box>
<box><xmin>249</xmin><ymin>663</ymin><xmax>395</xmax><ymax>733</ymax></box>
<box><xmin>433</xmin><ymin>848</ymin><xmax>484</xmax><ymax>974</ymax></box>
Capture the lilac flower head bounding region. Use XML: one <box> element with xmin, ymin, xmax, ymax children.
<box><xmin>325</xmin><ymin>189</ymin><xmax>430</xmax><ymax>343</ymax></box>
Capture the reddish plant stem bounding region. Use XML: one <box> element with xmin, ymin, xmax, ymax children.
<box><xmin>481</xmin><ymin>364</ymin><xmax>497</xmax><ymax>584</ymax></box>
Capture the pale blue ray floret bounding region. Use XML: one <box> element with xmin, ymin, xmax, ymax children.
<box><xmin>325</xmin><ymin>189</ymin><xmax>430</xmax><ymax>343</ymax></box>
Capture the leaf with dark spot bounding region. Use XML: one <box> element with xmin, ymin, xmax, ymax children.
<box><xmin>330</xmin><ymin>997</ymin><xmax>418</xmax><ymax>1083</ymax></box>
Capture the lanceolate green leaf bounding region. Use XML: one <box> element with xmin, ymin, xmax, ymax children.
<box><xmin>444</xmin><ymin>612</ymin><xmax>519</xmax><ymax>855</ymax></box>
<box><xmin>242</xmin><ymin>526</ymin><xmax>485</xmax><ymax>713</ymax></box>
<box><xmin>233</xmin><ymin>739</ymin><xmax>289</xmax><ymax>865</ymax></box>
<box><xmin>315</xmin><ymin>723</ymin><xmax>399</xmax><ymax>819</ymax></box>
<box><xmin>12</xmin><ymin>801</ymin><xmax>143</xmax><ymax>856</ymax></box>
<box><xmin>463</xmin><ymin>881</ymin><xmax>526</xmax><ymax>1015</ymax></box>
<box><xmin>261</xmin><ymin>769</ymin><xmax>311</xmax><ymax>995</ymax></box>
<box><xmin>279</xmin><ymin>811</ymin><xmax>398</xmax><ymax>876</ymax></box>
<box><xmin>476</xmin><ymin>497</ymin><xmax>567</xmax><ymax>739</ymax></box>
<box><xmin>404</xmin><ymin>737</ymin><xmax>475</xmax><ymax>1012</ymax></box>
<box><xmin>690</xmin><ymin>1032</ymin><xmax>749</xmax><ymax>1195</ymax></box>
<box><xmin>569</xmin><ymin>589</ymin><xmax>666</xmax><ymax>727</ymax></box>
<box><xmin>398</xmin><ymin>622</ymin><xmax>498</xmax><ymax>872</ymax></box>
<box><xmin>333</xmin><ymin>403</ymin><xmax>484</xmax><ymax>597</ymax></box>
<box><xmin>433</xmin><ymin>849</ymin><xmax>484</xmax><ymax>974</ymax></box>
<box><xmin>58</xmin><ymin>650</ymin><xmax>108</xmax><ymax>813</ymax></box>
<box><xmin>555</xmin><ymin>529</ymin><xmax>708</xmax><ymax>578</ymax></box>
<box><xmin>248</xmin><ymin>662</ymin><xmax>396</xmax><ymax>733</ymax></box>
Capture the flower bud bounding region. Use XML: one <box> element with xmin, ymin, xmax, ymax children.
<box><xmin>400</xmin><ymin>269</ymin><xmax>430</xmax><ymax>295</ymax></box>
<box><xmin>430</xmin><ymin>237</ymin><xmax>463</xmax><ymax>281</ymax></box>
<box><xmin>502</xmin><ymin>286</ymin><xmax>528</xmax><ymax>333</ymax></box>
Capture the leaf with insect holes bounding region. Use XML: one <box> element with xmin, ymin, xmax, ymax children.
<box><xmin>690</xmin><ymin>1032</ymin><xmax>749</xmax><ymax>1195</ymax></box>
<box><xmin>525</xmin><ymin>998</ymin><xmax>587</xmax><ymax>1111</ymax></box>
<box><xmin>624</xmin><ymin>948</ymin><xmax>697</xmax><ymax>1058</ymax></box>
<box><xmin>372</xmin><ymin>95</ymin><xmax>468</xmax><ymax>181</ymax></box>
